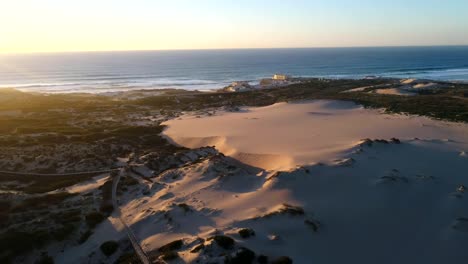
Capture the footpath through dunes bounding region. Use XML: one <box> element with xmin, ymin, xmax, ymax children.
<box><xmin>162</xmin><ymin>100</ymin><xmax>468</xmax><ymax>171</ymax></box>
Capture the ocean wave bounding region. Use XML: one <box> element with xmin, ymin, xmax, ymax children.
<box><xmin>2</xmin><ymin>78</ymin><xmax>232</xmax><ymax>94</ymax></box>
<box><xmin>0</xmin><ymin>79</ymin><xmax>222</xmax><ymax>89</ymax></box>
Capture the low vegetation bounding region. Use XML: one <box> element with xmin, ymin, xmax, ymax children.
<box><xmin>85</xmin><ymin>211</ymin><xmax>106</xmax><ymax>228</ymax></box>
<box><xmin>158</xmin><ymin>239</ymin><xmax>183</xmax><ymax>252</ymax></box>
<box><xmin>100</xmin><ymin>240</ymin><xmax>119</xmax><ymax>257</ymax></box>
<box><xmin>225</xmin><ymin>247</ymin><xmax>256</xmax><ymax>264</ymax></box>
<box><xmin>210</xmin><ymin>235</ymin><xmax>235</xmax><ymax>250</ymax></box>
<box><xmin>238</xmin><ymin>228</ymin><xmax>256</xmax><ymax>238</ymax></box>
<box><xmin>161</xmin><ymin>251</ymin><xmax>179</xmax><ymax>261</ymax></box>
<box><xmin>272</xmin><ymin>256</ymin><xmax>293</xmax><ymax>264</ymax></box>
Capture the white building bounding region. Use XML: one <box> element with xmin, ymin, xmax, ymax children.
<box><xmin>273</xmin><ymin>74</ymin><xmax>290</xmax><ymax>81</ymax></box>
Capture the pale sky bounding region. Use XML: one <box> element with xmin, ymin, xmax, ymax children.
<box><xmin>1</xmin><ymin>0</ymin><xmax>467</xmax><ymax>53</ymax></box>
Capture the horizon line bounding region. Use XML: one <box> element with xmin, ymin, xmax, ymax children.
<box><xmin>2</xmin><ymin>44</ymin><xmax>468</xmax><ymax>55</ymax></box>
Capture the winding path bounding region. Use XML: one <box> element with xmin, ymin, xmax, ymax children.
<box><xmin>0</xmin><ymin>169</ymin><xmax>119</xmax><ymax>177</ymax></box>
<box><xmin>112</xmin><ymin>169</ymin><xmax>150</xmax><ymax>264</ymax></box>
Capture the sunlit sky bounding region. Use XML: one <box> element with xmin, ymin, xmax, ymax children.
<box><xmin>1</xmin><ymin>0</ymin><xmax>467</xmax><ymax>53</ymax></box>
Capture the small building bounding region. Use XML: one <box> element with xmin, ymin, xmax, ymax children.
<box><xmin>273</xmin><ymin>74</ymin><xmax>290</xmax><ymax>81</ymax></box>
<box><xmin>221</xmin><ymin>81</ymin><xmax>252</xmax><ymax>92</ymax></box>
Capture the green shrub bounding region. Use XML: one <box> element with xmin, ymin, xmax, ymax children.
<box><xmin>304</xmin><ymin>219</ymin><xmax>320</xmax><ymax>232</ymax></box>
<box><xmin>190</xmin><ymin>243</ymin><xmax>205</xmax><ymax>253</ymax></box>
<box><xmin>257</xmin><ymin>255</ymin><xmax>269</xmax><ymax>264</ymax></box>
<box><xmin>272</xmin><ymin>256</ymin><xmax>293</xmax><ymax>264</ymax></box>
<box><xmin>99</xmin><ymin>203</ymin><xmax>114</xmax><ymax>215</ymax></box>
<box><xmin>177</xmin><ymin>203</ymin><xmax>191</xmax><ymax>213</ymax></box>
<box><xmin>159</xmin><ymin>239</ymin><xmax>183</xmax><ymax>252</ymax></box>
<box><xmin>238</xmin><ymin>228</ymin><xmax>255</xmax><ymax>239</ymax></box>
<box><xmin>85</xmin><ymin>211</ymin><xmax>105</xmax><ymax>228</ymax></box>
<box><xmin>225</xmin><ymin>247</ymin><xmax>255</xmax><ymax>264</ymax></box>
<box><xmin>12</xmin><ymin>192</ymin><xmax>75</xmax><ymax>212</ymax></box>
<box><xmin>100</xmin><ymin>240</ymin><xmax>119</xmax><ymax>257</ymax></box>
<box><xmin>0</xmin><ymin>229</ymin><xmax>50</xmax><ymax>259</ymax></box>
<box><xmin>0</xmin><ymin>201</ymin><xmax>11</xmax><ymax>212</ymax></box>
<box><xmin>35</xmin><ymin>254</ymin><xmax>54</xmax><ymax>264</ymax></box>
<box><xmin>161</xmin><ymin>251</ymin><xmax>179</xmax><ymax>261</ymax></box>
<box><xmin>212</xmin><ymin>235</ymin><xmax>235</xmax><ymax>250</ymax></box>
<box><xmin>78</xmin><ymin>230</ymin><xmax>93</xmax><ymax>244</ymax></box>
<box><xmin>115</xmin><ymin>252</ymin><xmax>140</xmax><ymax>263</ymax></box>
<box><xmin>52</xmin><ymin>224</ymin><xmax>76</xmax><ymax>241</ymax></box>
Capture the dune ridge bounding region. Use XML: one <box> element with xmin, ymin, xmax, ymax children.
<box><xmin>163</xmin><ymin>100</ymin><xmax>468</xmax><ymax>171</ymax></box>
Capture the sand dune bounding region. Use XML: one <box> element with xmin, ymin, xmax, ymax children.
<box><xmin>373</xmin><ymin>88</ymin><xmax>417</xmax><ymax>96</ymax></box>
<box><xmin>60</xmin><ymin>100</ymin><xmax>468</xmax><ymax>263</ymax></box>
<box><xmin>110</xmin><ymin>138</ymin><xmax>468</xmax><ymax>263</ymax></box>
<box><xmin>163</xmin><ymin>100</ymin><xmax>468</xmax><ymax>170</ymax></box>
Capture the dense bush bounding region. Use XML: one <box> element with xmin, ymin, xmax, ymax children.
<box><xmin>272</xmin><ymin>256</ymin><xmax>293</xmax><ymax>264</ymax></box>
<box><xmin>115</xmin><ymin>252</ymin><xmax>140</xmax><ymax>263</ymax></box>
<box><xmin>257</xmin><ymin>255</ymin><xmax>269</xmax><ymax>264</ymax></box>
<box><xmin>225</xmin><ymin>247</ymin><xmax>256</xmax><ymax>264</ymax></box>
<box><xmin>238</xmin><ymin>228</ymin><xmax>255</xmax><ymax>238</ymax></box>
<box><xmin>161</xmin><ymin>251</ymin><xmax>179</xmax><ymax>261</ymax></box>
<box><xmin>78</xmin><ymin>230</ymin><xmax>93</xmax><ymax>244</ymax></box>
<box><xmin>85</xmin><ymin>211</ymin><xmax>105</xmax><ymax>228</ymax></box>
<box><xmin>0</xmin><ymin>201</ymin><xmax>11</xmax><ymax>212</ymax></box>
<box><xmin>212</xmin><ymin>235</ymin><xmax>235</xmax><ymax>249</ymax></box>
<box><xmin>11</xmin><ymin>192</ymin><xmax>75</xmax><ymax>212</ymax></box>
<box><xmin>100</xmin><ymin>240</ymin><xmax>119</xmax><ymax>256</ymax></box>
<box><xmin>99</xmin><ymin>203</ymin><xmax>114</xmax><ymax>215</ymax></box>
<box><xmin>52</xmin><ymin>224</ymin><xmax>76</xmax><ymax>241</ymax></box>
<box><xmin>158</xmin><ymin>239</ymin><xmax>183</xmax><ymax>252</ymax></box>
<box><xmin>35</xmin><ymin>254</ymin><xmax>54</xmax><ymax>264</ymax></box>
<box><xmin>0</xmin><ymin>229</ymin><xmax>50</xmax><ymax>260</ymax></box>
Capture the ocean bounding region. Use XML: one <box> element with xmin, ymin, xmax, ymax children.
<box><xmin>1</xmin><ymin>46</ymin><xmax>468</xmax><ymax>93</ymax></box>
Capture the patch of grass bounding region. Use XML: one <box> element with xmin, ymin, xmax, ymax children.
<box><xmin>11</xmin><ymin>192</ymin><xmax>75</xmax><ymax>212</ymax></box>
<box><xmin>0</xmin><ymin>229</ymin><xmax>50</xmax><ymax>261</ymax></box>
<box><xmin>0</xmin><ymin>173</ymin><xmax>98</xmax><ymax>194</ymax></box>
<box><xmin>54</xmin><ymin>209</ymin><xmax>82</xmax><ymax>224</ymax></box>
<box><xmin>99</xmin><ymin>179</ymin><xmax>114</xmax><ymax>215</ymax></box>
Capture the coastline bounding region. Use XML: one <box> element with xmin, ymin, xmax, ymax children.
<box><xmin>0</xmin><ymin>77</ymin><xmax>466</xmax><ymax>95</ymax></box>
<box><xmin>2</xmin><ymin>46</ymin><xmax>468</xmax><ymax>94</ymax></box>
